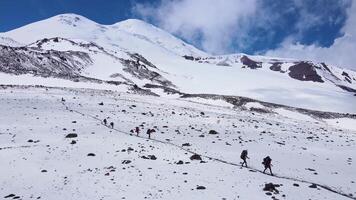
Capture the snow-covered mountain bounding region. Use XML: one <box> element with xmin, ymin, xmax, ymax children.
<box><xmin>0</xmin><ymin>13</ymin><xmax>355</xmax><ymax>113</ymax></box>
<box><xmin>1</xmin><ymin>13</ymin><xmax>356</xmax><ymax>200</ymax></box>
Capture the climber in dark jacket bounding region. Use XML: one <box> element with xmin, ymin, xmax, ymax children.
<box><xmin>146</xmin><ymin>128</ymin><xmax>155</xmax><ymax>139</ymax></box>
<box><xmin>135</xmin><ymin>126</ymin><xmax>140</xmax><ymax>136</ymax></box>
<box><xmin>262</xmin><ymin>156</ymin><xmax>273</xmax><ymax>176</ymax></box>
<box><xmin>110</xmin><ymin>122</ymin><xmax>114</xmax><ymax>129</ymax></box>
<box><xmin>240</xmin><ymin>150</ymin><xmax>249</xmax><ymax>167</ymax></box>
<box><xmin>103</xmin><ymin>118</ymin><xmax>107</xmax><ymax>126</ymax></box>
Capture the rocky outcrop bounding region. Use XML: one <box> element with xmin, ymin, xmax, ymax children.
<box><xmin>240</xmin><ymin>55</ymin><xmax>262</xmax><ymax>69</ymax></box>
<box><xmin>0</xmin><ymin>44</ymin><xmax>91</xmax><ymax>77</ymax></box>
<box><xmin>288</xmin><ymin>62</ymin><xmax>324</xmax><ymax>83</ymax></box>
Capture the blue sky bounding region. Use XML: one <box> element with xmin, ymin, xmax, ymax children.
<box><xmin>0</xmin><ymin>0</ymin><xmax>355</xmax><ymax>68</ymax></box>
<box><xmin>0</xmin><ymin>0</ymin><xmax>143</xmax><ymax>31</ymax></box>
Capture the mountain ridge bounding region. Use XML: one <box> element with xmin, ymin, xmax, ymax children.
<box><xmin>0</xmin><ymin>13</ymin><xmax>355</xmax><ymax>113</ymax></box>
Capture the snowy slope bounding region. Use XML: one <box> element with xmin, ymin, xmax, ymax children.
<box><xmin>0</xmin><ymin>36</ymin><xmax>23</xmax><ymax>47</ymax></box>
<box><xmin>1</xmin><ymin>13</ymin><xmax>356</xmax><ymax>200</ymax></box>
<box><xmin>0</xmin><ymin>86</ymin><xmax>355</xmax><ymax>200</ymax></box>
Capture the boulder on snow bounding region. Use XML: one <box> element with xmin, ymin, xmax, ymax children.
<box><xmin>309</xmin><ymin>184</ymin><xmax>318</xmax><ymax>188</ymax></box>
<box><xmin>190</xmin><ymin>154</ymin><xmax>202</xmax><ymax>161</ymax></box>
<box><xmin>122</xmin><ymin>160</ymin><xmax>132</xmax><ymax>164</ymax></box>
<box><xmin>263</xmin><ymin>183</ymin><xmax>279</xmax><ymax>193</ymax></box>
<box><xmin>148</xmin><ymin>155</ymin><xmax>157</xmax><ymax>160</ymax></box>
<box><xmin>196</xmin><ymin>185</ymin><xmax>206</xmax><ymax>190</ymax></box>
<box><xmin>176</xmin><ymin>160</ymin><xmax>184</xmax><ymax>165</ymax></box>
<box><xmin>141</xmin><ymin>155</ymin><xmax>157</xmax><ymax>160</ymax></box>
<box><xmin>182</xmin><ymin>143</ymin><xmax>191</xmax><ymax>147</ymax></box>
<box><xmin>65</xmin><ymin>133</ymin><xmax>77</xmax><ymax>138</ymax></box>
<box><xmin>208</xmin><ymin>130</ymin><xmax>218</xmax><ymax>135</ymax></box>
<box><xmin>4</xmin><ymin>194</ymin><xmax>16</xmax><ymax>198</ymax></box>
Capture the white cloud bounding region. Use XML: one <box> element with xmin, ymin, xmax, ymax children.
<box><xmin>265</xmin><ymin>1</ymin><xmax>356</xmax><ymax>70</ymax></box>
<box><xmin>133</xmin><ymin>0</ymin><xmax>258</xmax><ymax>54</ymax></box>
<box><xmin>133</xmin><ymin>0</ymin><xmax>356</xmax><ymax>70</ymax></box>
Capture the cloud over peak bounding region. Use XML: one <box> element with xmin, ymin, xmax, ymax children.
<box><xmin>133</xmin><ymin>0</ymin><xmax>355</xmax><ymax>69</ymax></box>
<box><xmin>265</xmin><ymin>0</ymin><xmax>356</xmax><ymax>69</ymax></box>
<box><xmin>133</xmin><ymin>0</ymin><xmax>257</xmax><ymax>54</ymax></box>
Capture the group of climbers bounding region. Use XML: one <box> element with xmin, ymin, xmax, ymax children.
<box><xmin>102</xmin><ymin>118</ymin><xmax>114</xmax><ymax>129</ymax></box>
<box><xmin>130</xmin><ymin>126</ymin><xmax>156</xmax><ymax>139</ymax></box>
<box><xmin>240</xmin><ymin>150</ymin><xmax>273</xmax><ymax>176</ymax></box>
<box><xmin>102</xmin><ymin>122</ymin><xmax>156</xmax><ymax>139</ymax></box>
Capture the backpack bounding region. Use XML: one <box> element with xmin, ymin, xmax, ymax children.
<box><xmin>263</xmin><ymin>156</ymin><xmax>271</xmax><ymax>165</ymax></box>
<box><xmin>240</xmin><ymin>150</ymin><xmax>247</xmax><ymax>159</ymax></box>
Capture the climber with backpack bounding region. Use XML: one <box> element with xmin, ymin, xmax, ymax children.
<box><xmin>146</xmin><ymin>128</ymin><xmax>156</xmax><ymax>139</ymax></box>
<box><xmin>262</xmin><ymin>156</ymin><xmax>273</xmax><ymax>176</ymax></box>
<box><xmin>240</xmin><ymin>150</ymin><xmax>249</xmax><ymax>167</ymax></box>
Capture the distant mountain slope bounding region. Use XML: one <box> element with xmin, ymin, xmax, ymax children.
<box><xmin>0</xmin><ymin>37</ymin><xmax>174</xmax><ymax>88</ymax></box>
<box><xmin>0</xmin><ymin>14</ymin><xmax>355</xmax><ymax>113</ymax></box>
<box><xmin>1</xmin><ymin>14</ymin><xmax>207</xmax><ymax>57</ymax></box>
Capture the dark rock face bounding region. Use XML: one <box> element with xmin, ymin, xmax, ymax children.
<box><xmin>121</xmin><ymin>53</ymin><xmax>175</xmax><ymax>88</ymax></box>
<box><xmin>0</xmin><ymin>44</ymin><xmax>91</xmax><ymax>77</ymax></box>
<box><xmin>240</xmin><ymin>56</ymin><xmax>262</xmax><ymax>69</ymax></box>
<box><xmin>0</xmin><ymin>38</ymin><xmax>174</xmax><ymax>89</ymax></box>
<box><xmin>342</xmin><ymin>71</ymin><xmax>352</xmax><ymax>83</ymax></box>
<box><xmin>321</xmin><ymin>63</ymin><xmax>332</xmax><ymax>73</ymax></box>
<box><xmin>337</xmin><ymin>85</ymin><xmax>356</xmax><ymax>93</ymax></box>
<box><xmin>288</xmin><ymin>62</ymin><xmax>324</xmax><ymax>83</ymax></box>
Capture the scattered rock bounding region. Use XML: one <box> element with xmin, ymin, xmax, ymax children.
<box><xmin>176</xmin><ymin>160</ymin><xmax>184</xmax><ymax>165</ymax></box>
<box><xmin>87</xmin><ymin>153</ymin><xmax>96</xmax><ymax>157</ymax></box>
<box><xmin>196</xmin><ymin>186</ymin><xmax>206</xmax><ymax>190</ymax></box>
<box><xmin>148</xmin><ymin>155</ymin><xmax>157</xmax><ymax>160</ymax></box>
<box><xmin>65</xmin><ymin>133</ymin><xmax>77</xmax><ymax>138</ymax></box>
<box><xmin>122</xmin><ymin>160</ymin><xmax>131</xmax><ymax>164</ymax></box>
<box><xmin>190</xmin><ymin>154</ymin><xmax>202</xmax><ymax>161</ymax></box>
<box><xmin>309</xmin><ymin>184</ymin><xmax>317</xmax><ymax>188</ymax></box>
<box><xmin>4</xmin><ymin>194</ymin><xmax>16</xmax><ymax>198</ymax></box>
<box><xmin>182</xmin><ymin>143</ymin><xmax>191</xmax><ymax>147</ymax></box>
<box><xmin>208</xmin><ymin>130</ymin><xmax>218</xmax><ymax>135</ymax></box>
<box><xmin>263</xmin><ymin>183</ymin><xmax>279</xmax><ymax>193</ymax></box>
